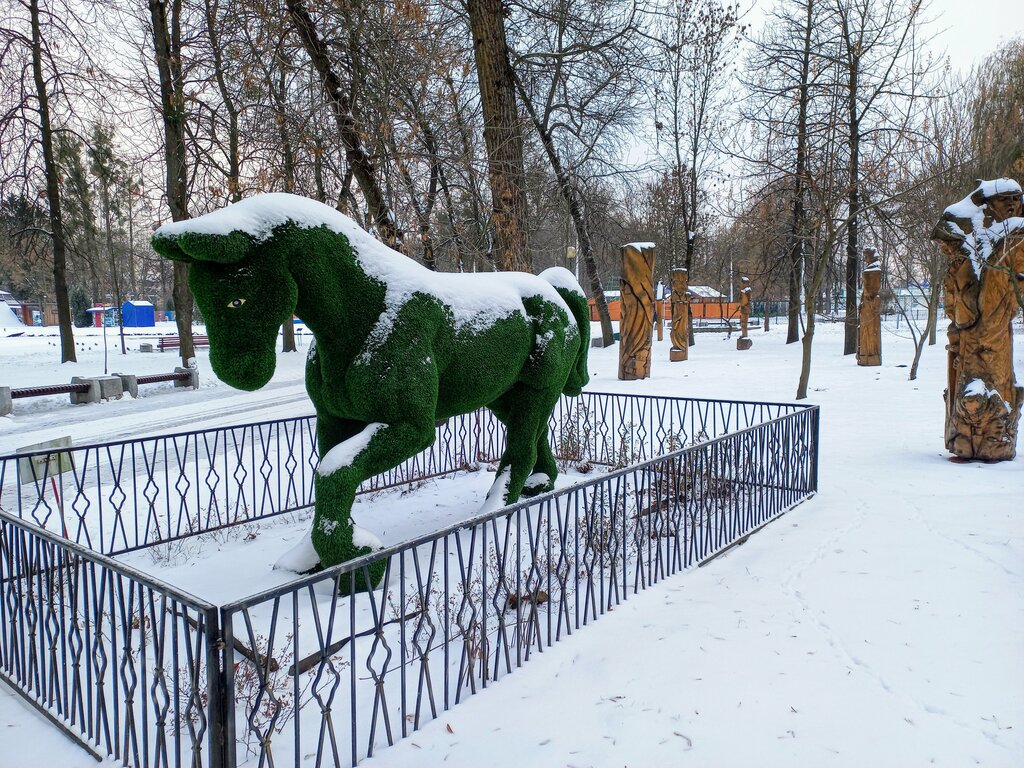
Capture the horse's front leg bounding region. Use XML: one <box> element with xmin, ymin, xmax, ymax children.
<box><xmin>313</xmin><ymin>419</ymin><xmax>436</xmax><ymax>591</ymax></box>
<box><xmin>274</xmin><ymin>414</ymin><xmax>363</xmax><ymax>574</ymax></box>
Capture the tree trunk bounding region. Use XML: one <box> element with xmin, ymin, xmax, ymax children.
<box><xmin>908</xmin><ymin>286</ymin><xmax>939</xmax><ymax>381</ymax></box>
<box><xmin>150</xmin><ymin>0</ymin><xmax>195</xmax><ymax>365</ymax></box>
<box><xmin>99</xmin><ymin>183</ymin><xmax>126</xmax><ymax>355</ymax></box>
<box><xmin>281</xmin><ymin>318</ymin><xmax>296</xmax><ymax>353</ymax></box>
<box><xmin>275</xmin><ymin>70</ymin><xmax>298</xmax><ymax>354</ymax></box>
<box><xmin>29</xmin><ymin>0</ymin><xmax>75</xmax><ymax>362</ymax></box>
<box><xmin>843</xmin><ymin>38</ymin><xmax>861</xmax><ymax>356</ymax></box>
<box><xmin>796</xmin><ymin>296</ymin><xmax>816</xmax><ymax>399</ymax></box>
<box><xmin>468</xmin><ymin>0</ymin><xmax>532</xmax><ymax>273</ymax></box>
<box><xmin>786</xmin><ymin>0</ymin><xmax>814</xmax><ymax>345</ymax></box>
<box><xmin>285</xmin><ymin>0</ymin><xmax>400</xmax><ymax>248</ymax></box>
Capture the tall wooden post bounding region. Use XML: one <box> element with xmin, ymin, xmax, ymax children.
<box><xmin>736</xmin><ymin>276</ymin><xmax>752</xmax><ymax>350</ymax></box>
<box><xmin>856</xmin><ymin>247</ymin><xmax>882</xmax><ymax>366</ymax></box>
<box><xmin>618</xmin><ymin>242</ymin><xmax>656</xmax><ymax>380</ymax></box>
<box><xmin>669</xmin><ymin>268</ymin><xmax>689</xmax><ymax>362</ymax></box>
<box><xmin>932</xmin><ymin>179</ymin><xmax>1024</xmax><ymax>462</ymax></box>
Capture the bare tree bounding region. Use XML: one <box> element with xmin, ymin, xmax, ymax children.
<box><xmin>829</xmin><ymin>0</ymin><xmax>928</xmax><ymax>355</ymax></box>
<box><xmin>285</xmin><ymin>0</ymin><xmax>401</xmax><ymax>247</ymax></box>
<box><xmin>0</xmin><ymin>0</ymin><xmax>91</xmax><ymax>360</ymax></box>
<box><xmin>510</xmin><ymin>0</ymin><xmax>646</xmax><ymax>344</ymax></box>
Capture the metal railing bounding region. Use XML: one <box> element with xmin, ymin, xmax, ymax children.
<box><xmin>0</xmin><ymin>392</ymin><xmax>818</xmax><ymax>767</ymax></box>
<box><xmin>0</xmin><ymin>511</ymin><xmax>225</xmax><ymax>767</ymax></box>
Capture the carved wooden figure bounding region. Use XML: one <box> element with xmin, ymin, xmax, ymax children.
<box><xmin>736</xmin><ymin>276</ymin><xmax>752</xmax><ymax>351</ymax></box>
<box><xmin>670</xmin><ymin>268</ymin><xmax>689</xmax><ymax>362</ymax></box>
<box><xmin>931</xmin><ymin>178</ymin><xmax>1024</xmax><ymax>462</ymax></box>
<box><xmin>618</xmin><ymin>242</ymin><xmax>656</xmax><ymax>380</ymax></box>
<box><xmin>857</xmin><ymin>247</ymin><xmax>882</xmax><ymax>366</ymax></box>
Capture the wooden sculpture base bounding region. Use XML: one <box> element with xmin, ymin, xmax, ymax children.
<box><xmin>670</xmin><ymin>347</ymin><xmax>688</xmax><ymax>362</ymax></box>
<box><xmin>736</xmin><ymin>337</ymin><xmax>752</xmax><ymax>351</ymax></box>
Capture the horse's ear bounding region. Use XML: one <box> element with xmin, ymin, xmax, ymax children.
<box><xmin>152</xmin><ymin>231</ymin><xmax>253</xmax><ymax>264</ymax></box>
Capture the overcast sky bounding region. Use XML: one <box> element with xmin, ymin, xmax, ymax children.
<box><xmin>746</xmin><ymin>0</ymin><xmax>1023</xmax><ymax>72</ymax></box>
<box><xmin>928</xmin><ymin>0</ymin><xmax>1024</xmax><ymax>70</ymax></box>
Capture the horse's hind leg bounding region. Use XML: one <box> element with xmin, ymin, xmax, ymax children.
<box><xmin>522</xmin><ymin>422</ymin><xmax>558</xmax><ymax>498</ymax></box>
<box><xmin>484</xmin><ymin>388</ymin><xmax>560</xmax><ymax>510</ymax></box>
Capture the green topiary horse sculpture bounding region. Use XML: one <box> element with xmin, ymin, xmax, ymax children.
<box><xmin>152</xmin><ymin>193</ymin><xmax>590</xmax><ymax>591</ymax></box>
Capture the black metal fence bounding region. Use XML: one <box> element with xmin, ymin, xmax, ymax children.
<box><xmin>0</xmin><ymin>392</ymin><xmax>818</xmax><ymax>767</ymax></box>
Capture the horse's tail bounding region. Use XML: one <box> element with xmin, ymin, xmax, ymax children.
<box><xmin>539</xmin><ymin>267</ymin><xmax>591</xmax><ymax>397</ymax></box>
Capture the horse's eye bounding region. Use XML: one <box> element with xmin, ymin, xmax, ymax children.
<box><xmin>228</xmin><ymin>298</ymin><xmax>246</xmax><ymax>309</ymax></box>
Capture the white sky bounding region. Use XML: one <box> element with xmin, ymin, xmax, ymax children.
<box><xmin>925</xmin><ymin>0</ymin><xmax>1024</xmax><ymax>70</ymax></box>
<box><xmin>746</xmin><ymin>0</ymin><xmax>1024</xmax><ymax>72</ymax></box>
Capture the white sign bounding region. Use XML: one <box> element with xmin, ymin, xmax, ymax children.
<box><xmin>17</xmin><ymin>436</ymin><xmax>74</xmax><ymax>486</ymax></box>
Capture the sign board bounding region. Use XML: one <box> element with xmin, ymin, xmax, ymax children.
<box><xmin>17</xmin><ymin>436</ymin><xmax>74</xmax><ymax>486</ymax></box>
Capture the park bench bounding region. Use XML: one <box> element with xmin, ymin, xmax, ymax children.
<box><xmin>157</xmin><ymin>334</ymin><xmax>209</xmax><ymax>352</ymax></box>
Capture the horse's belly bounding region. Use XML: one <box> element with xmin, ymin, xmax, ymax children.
<box><xmin>434</xmin><ymin>333</ymin><xmax>533</xmax><ymax>418</ymax></box>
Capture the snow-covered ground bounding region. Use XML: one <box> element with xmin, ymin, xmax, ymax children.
<box><xmin>1</xmin><ymin>316</ymin><xmax>1021</xmax><ymax>767</ymax></box>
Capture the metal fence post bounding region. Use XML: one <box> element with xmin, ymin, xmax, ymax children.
<box><xmin>809</xmin><ymin>407</ymin><xmax>820</xmax><ymax>493</ymax></box>
<box><xmin>205</xmin><ymin>607</ymin><xmax>233</xmax><ymax>768</ymax></box>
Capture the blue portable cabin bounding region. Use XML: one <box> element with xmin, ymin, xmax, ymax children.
<box><xmin>121</xmin><ymin>300</ymin><xmax>155</xmax><ymax>327</ymax></box>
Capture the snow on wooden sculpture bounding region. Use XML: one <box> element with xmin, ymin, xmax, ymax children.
<box><xmin>152</xmin><ymin>193</ymin><xmax>590</xmax><ymax>590</ymax></box>
<box><xmin>669</xmin><ymin>268</ymin><xmax>689</xmax><ymax>362</ymax></box>
<box><xmin>618</xmin><ymin>242</ymin><xmax>656</xmax><ymax>380</ymax></box>
<box><xmin>857</xmin><ymin>247</ymin><xmax>882</xmax><ymax>366</ymax></box>
<box><xmin>931</xmin><ymin>178</ymin><xmax>1024</xmax><ymax>462</ymax></box>
<box><xmin>736</xmin><ymin>276</ymin><xmax>752</xmax><ymax>351</ymax></box>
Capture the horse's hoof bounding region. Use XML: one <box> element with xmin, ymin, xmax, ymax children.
<box><xmin>521</xmin><ymin>472</ymin><xmax>554</xmax><ymax>497</ymax></box>
<box><xmin>351</xmin><ymin>524</ymin><xmax>384</xmax><ymax>550</ymax></box>
<box><xmin>274</xmin><ymin>534</ymin><xmax>322</xmax><ymax>573</ymax></box>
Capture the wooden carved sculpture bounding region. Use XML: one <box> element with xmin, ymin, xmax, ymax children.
<box><xmin>619</xmin><ymin>242</ymin><xmax>656</xmax><ymax>380</ymax></box>
<box><xmin>857</xmin><ymin>247</ymin><xmax>882</xmax><ymax>366</ymax></box>
<box><xmin>931</xmin><ymin>178</ymin><xmax>1024</xmax><ymax>462</ymax></box>
<box><xmin>670</xmin><ymin>268</ymin><xmax>690</xmax><ymax>362</ymax></box>
<box><xmin>736</xmin><ymin>276</ymin><xmax>752</xmax><ymax>351</ymax></box>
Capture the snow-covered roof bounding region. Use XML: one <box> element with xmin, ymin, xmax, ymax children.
<box><xmin>124</xmin><ymin>300</ymin><xmax>154</xmax><ymax>306</ymax></box>
<box><xmin>688</xmin><ymin>285</ymin><xmax>724</xmax><ymax>299</ymax></box>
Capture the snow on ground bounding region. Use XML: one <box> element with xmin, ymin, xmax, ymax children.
<box><xmin>1</xmin><ymin>316</ymin><xmax>1022</xmax><ymax>768</ymax></box>
<box><xmin>0</xmin><ymin>321</ymin><xmax>315</xmax><ymax>452</ymax></box>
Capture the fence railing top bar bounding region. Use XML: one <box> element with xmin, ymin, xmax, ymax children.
<box><xmin>0</xmin><ymin>507</ymin><xmax>218</xmax><ymax>611</ymax></box>
<box><xmin>221</xmin><ymin>404</ymin><xmax>819</xmax><ymax>612</ymax></box>
<box><xmin>0</xmin><ymin>391</ymin><xmax>811</xmax><ymax>461</ymax></box>
<box><xmin>582</xmin><ymin>390</ymin><xmax>816</xmax><ymax>411</ymax></box>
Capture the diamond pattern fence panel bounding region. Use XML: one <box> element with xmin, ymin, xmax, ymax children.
<box><xmin>219</xmin><ymin>402</ymin><xmax>818</xmax><ymax>767</ymax></box>
<box><xmin>0</xmin><ymin>393</ymin><xmax>818</xmax><ymax>768</ymax></box>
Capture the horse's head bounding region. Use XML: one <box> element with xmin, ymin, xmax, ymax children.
<box><xmin>152</xmin><ymin>229</ymin><xmax>297</xmax><ymax>391</ymax></box>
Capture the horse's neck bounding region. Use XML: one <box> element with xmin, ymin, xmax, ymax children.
<box><xmin>291</xmin><ymin>255</ymin><xmax>384</xmax><ymax>362</ymax></box>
